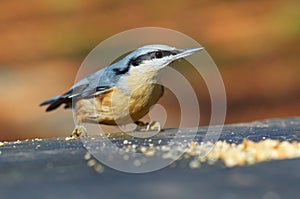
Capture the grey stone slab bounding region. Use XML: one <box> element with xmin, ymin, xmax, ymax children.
<box><xmin>0</xmin><ymin>117</ymin><xmax>300</xmax><ymax>199</ymax></box>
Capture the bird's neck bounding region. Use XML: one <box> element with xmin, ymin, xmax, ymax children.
<box><xmin>118</xmin><ymin>69</ymin><xmax>161</xmax><ymax>92</ymax></box>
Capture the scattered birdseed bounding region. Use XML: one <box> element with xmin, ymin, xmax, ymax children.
<box><xmin>82</xmin><ymin>137</ymin><xmax>300</xmax><ymax>173</ymax></box>
<box><xmin>13</xmin><ymin>140</ymin><xmax>21</xmax><ymax>144</ymax></box>
<box><xmin>185</xmin><ymin>139</ymin><xmax>300</xmax><ymax>168</ymax></box>
<box><xmin>131</xmin><ymin>138</ymin><xmax>300</xmax><ymax>168</ymax></box>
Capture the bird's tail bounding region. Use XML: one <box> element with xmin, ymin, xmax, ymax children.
<box><xmin>40</xmin><ymin>95</ymin><xmax>71</xmax><ymax>112</ymax></box>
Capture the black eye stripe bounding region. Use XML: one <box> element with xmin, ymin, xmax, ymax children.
<box><xmin>153</xmin><ymin>50</ymin><xmax>177</xmax><ymax>58</ymax></box>
<box><xmin>155</xmin><ymin>51</ymin><xmax>163</xmax><ymax>58</ymax></box>
<box><xmin>128</xmin><ymin>50</ymin><xmax>178</xmax><ymax>67</ymax></box>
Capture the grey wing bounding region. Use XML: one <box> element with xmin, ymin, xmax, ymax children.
<box><xmin>40</xmin><ymin>68</ymin><xmax>116</xmax><ymax>112</ymax></box>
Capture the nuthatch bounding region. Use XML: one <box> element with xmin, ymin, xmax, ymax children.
<box><xmin>40</xmin><ymin>44</ymin><xmax>203</xmax><ymax>139</ymax></box>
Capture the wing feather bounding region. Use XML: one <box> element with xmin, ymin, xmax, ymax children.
<box><xmin>40</xmin><ymin>69</ymin><xmax>114</xmax><ymax>111</ymax></box>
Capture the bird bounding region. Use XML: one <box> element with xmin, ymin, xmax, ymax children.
<box><xmin>40</xmin><ymin>44</ymin><xmax>204</xmax><ymax>139</ymax></box>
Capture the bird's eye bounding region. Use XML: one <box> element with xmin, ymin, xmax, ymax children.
<box><xmin>155</xmin><ymin>51</ymin><xmax>163</xmax><ymax>59</ymax></box>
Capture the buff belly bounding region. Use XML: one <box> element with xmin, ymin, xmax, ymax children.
<box><xmin>74</xmin><ymin>84</ymin><xmax>164</xmax><ymax>125</ymax></box>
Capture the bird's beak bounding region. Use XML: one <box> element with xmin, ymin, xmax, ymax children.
<box><xmin>174</xmin><ymin>47</ymin><xmax>204</xmax><ymax>60</ymax></box>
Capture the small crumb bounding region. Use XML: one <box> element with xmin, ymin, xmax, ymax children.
<box><xmin>133</xmin><ymin>159</ymin><xmax>142</xmax><ymax>167</ymax></box>
<box><xmin>84</xmin><ymin>152</ymin><xmax>92</xmax><ymax>160</ymax></box>
<box><xmin>161</xmin><ymin>145</ymin><xmax>170</xmax><ymax>151</ymax></box>
<box><xmin>123</xmin><ymin>140</ymin><xmax>128</xmax><ymax>145</ymax></box>
<box><xmin>35</xmin><ymin>145</ymin><xmax>41</xmax><ymax>149</ymax></box>
<box><xmin>87</xmin><ymin>159</ymin><xmax>97</xmax><ymax>167</ymax></box>
<box><xmin>144</xmin><ymin>149</ymin><xmax>155</xmax><ymax>157</ymax></box>
<box><xmin>140</xmin><ymin>146</ymin><xmax>147</xmax><ymax>153</ymax></box>
<box><xmin>0</xmin><ymin>142</ymin><xmax>4</xmax><ymax>147</ymax></box>
<box><xmin>123</xmin><ymin>154</ymin><xmax>129</xmax><ymax>160</ymax></box>
<box><xmin>189</xmin><ymin>160</ymin><xmax>201</xmax><ymax>169</ymax></box>
<box><xmin>184</xmin><ymin>153</ymin><xmax>191</xmax><ymax>159</ymax></box>
<box><xmin>34</xmin><ymin>138</ymin><xmax>42</xmax><ymax>141</ymax></box>
<box><xmin>207</xmin><ymin>158</ymin><xmax>218</xmax><ymax>165</ymax></box>
<box><xmin>94</xmin><ymin>164</ymin><xmax>104</xmax><ymax>174</ymax></box>
<box><xmin>162</xmin><ymin>152</ymin><xmax>173</xmax><ymax>159</ymax></box>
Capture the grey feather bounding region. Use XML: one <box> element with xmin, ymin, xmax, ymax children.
<box><xmin>40</xmin><ymin>57</ymin><xmax>130</xmax><ymax>112</ymax></box>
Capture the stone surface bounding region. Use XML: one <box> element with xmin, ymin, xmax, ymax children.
<box><xmin>1</xmin><ymin>117</ymin><xmax>300</xmax><ymax>199</ymax></box>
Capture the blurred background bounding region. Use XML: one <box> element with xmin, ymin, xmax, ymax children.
<box><xmin>0</xmin><ymin>0</ymin><xmax>299</xmax><ymax>141</ymax></box>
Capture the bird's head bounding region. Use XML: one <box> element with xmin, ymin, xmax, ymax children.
<box><xmin>123</xmin><ymin>44</ymin><xmax>204</xmax><ymax>74</ymax></box>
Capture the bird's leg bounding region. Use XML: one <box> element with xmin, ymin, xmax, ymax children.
<box><xmin>135</xmin><ymin>121</ymin><xmax>149</xmax><ymax>127</ymax></box>
<box><xmin>66</xmin><ymin>113</ymin><xmax>87</xmax><ymax>140</ymax></box>
<box><xmin>135</xmin><ymin>121</ymin><xmax>161</xmax><ymax>133</ymax></box>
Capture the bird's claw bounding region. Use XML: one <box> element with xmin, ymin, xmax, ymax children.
<box><xmin>147</xmin><ymin>121</ymin><xmax>161</xmax><ymax>132</ymax></box>
<box><xmin>135</xmin><ymin>121</ymin><xmax>161</xmax><ymax>133</ymax></box>
<box><xmin>65</xmin><ymin>125</ymin><xmax>87</xmax><ymax>140</ymax></box>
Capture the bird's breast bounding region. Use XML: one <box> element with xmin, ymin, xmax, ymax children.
<box><xmin>75</xmin><ymin>71</ymin><xmax>164</xmax><ymax>125</ymax></box>
<box><xmin>85</xmin><ymin>83</ymin><xmax>163</xmax><ymax>125</ymax></box>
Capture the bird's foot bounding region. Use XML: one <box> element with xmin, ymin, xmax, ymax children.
<box><xmin>135</xmin><ymin>121</ymin><xmax>161</xmax><ymax>133</ymax></box>
<box><xmin>147</xmin><ymin>121</ymin><xmax>161</xmax><ymax>132</ymax></box>
<box><xmin>65</xmin><ymin>125</ymin><xmax>87</xmax><ymax>141</ymax></box>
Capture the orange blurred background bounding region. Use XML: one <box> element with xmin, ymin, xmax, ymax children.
<box><xmin>0</xmin><ymin>0</ymin><xmax>299</xmax><ymax>141</ymax></box>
